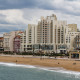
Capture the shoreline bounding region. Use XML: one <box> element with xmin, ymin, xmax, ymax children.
<box><xmin>0</xmin><ymin>55</ymin><xmax>80</xmax><ymax>72</ymax></box>
<box><xmin>1</xmin><ymin>62</ymin><xmax>80</xmax><ymax>76</ymax></box>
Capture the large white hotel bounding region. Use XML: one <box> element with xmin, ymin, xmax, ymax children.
<box><xmin>3</xmin><ymin>14</ymin><xmax>80</xmax><ymax>53</ymax></box>
<box><xmin>20</xmin><ymin>14</ymin><xmax>79</xmax><ymax>53</ymax></box>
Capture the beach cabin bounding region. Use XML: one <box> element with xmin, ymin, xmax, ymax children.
<box><xmin>69</xmin><ymin>51</ymin><xmax>80</xmax><ymax>59</ymax></box>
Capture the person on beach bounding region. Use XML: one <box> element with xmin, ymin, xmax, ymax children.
<box><xmin>16</xmin><ymin>60</ymin><xmax>17</xmax><ymax>62</ymax></box>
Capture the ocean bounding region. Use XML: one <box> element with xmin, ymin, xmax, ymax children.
<box><xmin>0</xmin><ymin>62</ymin><xmax>80</xmax><ymax>80</ymax></box>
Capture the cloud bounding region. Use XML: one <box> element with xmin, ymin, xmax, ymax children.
<box><xmin>0</xmin><ymin>24</ymin><xmax>26</xmax><ymax>32</ymax></box>
<box><xmin>0</xmin><ymin>0</ymin><xmax>80</xmax><ymax>17</ymax></box>
<box><xmin>0</xmin><ymin>8</ymin><xmax>80</xmax><ymax>29</ymax></box>
<box><xmin>47</xmin><ymin>0</ymin><xmax>80</xmax><ymax>16</ymax></box>
<box><xmin>0</xmin><ymin>0</ymin><xmax>39</xmax><ymax>9</ymax></box>
<box><xmin>0</xmin><ymin>9</ymin><xmax>27</xmax><ymax>24</ymax></box>
<box><xmin>0</xmin><ymin>0</ymin><xmax>80</xmax><ymax>36</ymax></box>
<box><xmin>0</xmin><ymin>9</ymin><xmax>39</xmax><ymax>36</ymax></box>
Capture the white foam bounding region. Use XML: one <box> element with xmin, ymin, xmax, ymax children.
<box><xmin>0</xmin><ymin>62</ymin><xmax>36</xmax><ymax>68</ymax></box>
<box><xmin>0</xmin><ymin>62</ymin><xmax>80</xmax><ymax>78</ymax></box>
<box><xmin>37</xmin><ymin>67</ymin><xmax>80</xmax><ymax>78</ymax></box>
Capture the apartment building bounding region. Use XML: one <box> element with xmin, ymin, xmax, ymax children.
<box><xmin>13</xmin><ymin>35</ymin><xmax>21</xmax><ymax>52</ymax></box>
<box><xmin>26</xmin><ymin>24</ymin><xmax>37</xmax><ymax>51</ymax></box>
<box><xmin>66</xmin><ymin>32</ymin><xmax>80</xmax><ymax>52</ymax></box>
<box><xmin>19</xmin><ymin>14</ymin><xmax>79</xmax><ymax>53</ymax></box>
<box><xmin>55</xmin><ymin>21</ymin><xmax>68</xmax><ymax>53</ymax></box>
<box><xmin>3</xmin><ymin>31</ymin><xmax>22</xmax><ymax>52</ymax></box>
<box><xmin>74</xmin><ymin>33</ymin><xmax>80</xmax><ymax>50</ymax></box>
<box><xmin>25</xmin><ymin>14</ymin><xmax>69</xmax><ymax>53</ymax></box>
<box><xmin>36</xmin><ymin>14</ymin><xmax>68</xmax><ymax>53</ymax></box>
<box><xmin>0</xmin><ymin>37</ymin><xmax>4</xmax><ymax>51</ymax></box>
<box><xmin>68</xmin><ymin>24</ymin><xmax>77</xmax><ymax>32</ymax></box>
<box><xmin>20</xmin><ymin>31</ymin><xmax>26</xmax><ymax>52</ymax></box>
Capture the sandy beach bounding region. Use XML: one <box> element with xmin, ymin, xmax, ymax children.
<box><xmin>0</xmin><ymin>55</ymin><xmax>80</xmax><ymax>72</ymax></box>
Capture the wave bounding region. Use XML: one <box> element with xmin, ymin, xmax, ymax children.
<box><xmin>0</xmin><ymin>62</ymin><xmax>80</xmax><ymax>78</ymax></box>
<box><xmin>36</xmin><ymin>66</ymin><xmax>80</xmax><ymax>78</ymax></box>
<box><xmin>0</xmin><ymin>62</ymin><xmax>36</xmax><ymax>68</ymax></box>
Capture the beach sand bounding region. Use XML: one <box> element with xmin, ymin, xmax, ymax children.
<box><xmin>0</xmin><ymin>55</ymin><xmax>80</xmax><ymax>72</ymax></box>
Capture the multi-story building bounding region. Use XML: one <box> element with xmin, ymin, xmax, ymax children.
<box><xmin>74</xmin><ymin>34</ymin><xmax>80</xmax><ymax>50</ymax></box>
<box><xmin>54</xmin><ymin>21</ymin><xmax>67</xmax><ymax>53</ymax></box>
<box><xmin>17</xmin><ymin>14</ymin><xmax>79</xmax><ymax>53</ymax></box>
<box><xmin>25</xmin><ymin>14</ymin><xmax>69</xmax><ymax>53</ymax></box>
<box><xmin>13</xmin><ymin>35</ymin><xmax>20</xmax><ymax>52</ymax></box>
<box><xmin>68</xmin><ymin>24</ymin><xmax>77</xmax><ymax>32</ymax></box>
<box><xmin>0</xmin><ymin>37</ymin><xmax>4</xmax><ymax>51</ymax></box>
<box><xmin>26</xmin><ymin>24</ymin><xmax>37</xmax><ymax>51</ymax></box>
<box><xmin>37</xmin><ymin>15</ymin><xmax>68</xmax><ymax>53</ymax></box>
<box><xmin>20</xmin><ymin>31</ymin><xmax>26</xmax><ymax>52</ymax></box>
<box><xmin>3</xmin><ymin>31</ymin><xmax>22</xmax><ymax>52</ymax></box>
<box><xmin>66</xmin><ymin>32</ymin><xmax>80</xmax><ymax>52</ymax></box>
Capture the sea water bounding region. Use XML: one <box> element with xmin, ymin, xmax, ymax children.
<box><xmin>0</xmin><ymin>62</ymin><xmax>80</xmax><ymax>80</ymax></box>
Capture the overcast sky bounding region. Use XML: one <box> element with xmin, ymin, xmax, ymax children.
<box><xmin>0</xmin><ymin>0</ymin><xmax>80</xmax><ymax>36</ymax></box>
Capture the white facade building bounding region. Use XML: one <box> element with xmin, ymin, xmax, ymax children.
<box><xmin>66</xmin><ymin>32</ymin><xmax>80</xmax><ymax>51</ymax></box>
<box><xmin>20</xmin><ymin>31</ymin><xmax>26</xmax><ymax>52</ymax></box>
<box><xmin>25</xmin><ymin>14</ymin><xmax>69</xmax><ymax>53</ymax></box>
<box><xmin>3</xmin><ymin>31</ymin><xmax>22</xmax><ymax>52</ymax></box>
<box><xmin>23</xmin><ymin>14</ymin><xmax>79</xmax><ymax>53</ymax></box>
<box><xmin>26</xmin><ymin>24</ymin><xmax>37</xmax><ymax>51</ymax></box>
<box><xmin>36</xmin><ymin>14</ymin><xmax>68</xmax><ymax>53</ymax></box>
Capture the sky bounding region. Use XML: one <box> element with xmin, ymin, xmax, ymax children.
<box><xmin>0</xmin><ymin>0</ymin><xmax>80</xmax><ymax>36</ymax></box>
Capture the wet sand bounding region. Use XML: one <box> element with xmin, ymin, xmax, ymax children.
<box><xmin>0</xmin><ymin>55</ymin><xmax>80</xmax><ymax>72</ymax></box>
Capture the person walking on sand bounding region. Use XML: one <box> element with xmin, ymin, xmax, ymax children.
<box><xmin>16</xmin><ymin>60</ymin><xmax>17</xmax><ymax>62</ymax></box>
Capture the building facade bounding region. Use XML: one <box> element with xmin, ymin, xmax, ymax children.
<box><xmin>26</xmin><ymin>24</ymin><xmax>37</xmax><ymax>52</ymax></box>
<box><xmin>13</xmin><ymin>36</ymin><xmax>20</xmax><ymax>52</ymax></box>
<box><xmin>66</xmin><ymin>31</ymin><xmax>80</xmax><ymax>52</ymax></box>
<box><xmin>68</xmin><ymin>24</ymin><xmax>77</xmax><ymax>32</ymax></box>
<box><xmin>20</xmin><ymin>31</ymin><xmax>26</xmax><ymax>52</ymax></box>
<box><xmin>3</xmin><ymin>31</ymin><xmax>22</xmax><ymax>52</ymax></box>
<box><xmin>0</xmin><ymin>37</ymin><xmax>4</xmax><ymax>51</ymax></box>
<box><xmin>25</xmin><ymin>14</ymin><xmax>70</xmax><ymax>53</ymax></box>
<box><xmin>74</xmin><ymin>34</ymin><xmax>80</xmax><ymax>50</ymax></box>
<box><xmin>25</xmin><ymin>14</ymin><xmax>80</xmax><ymax>53</ymax></box>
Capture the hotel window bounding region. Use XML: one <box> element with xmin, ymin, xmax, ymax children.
<box><xmin>24</xmin><ymin>45</ymin><xmax>26</xmax><ymax>47</ymax></box>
